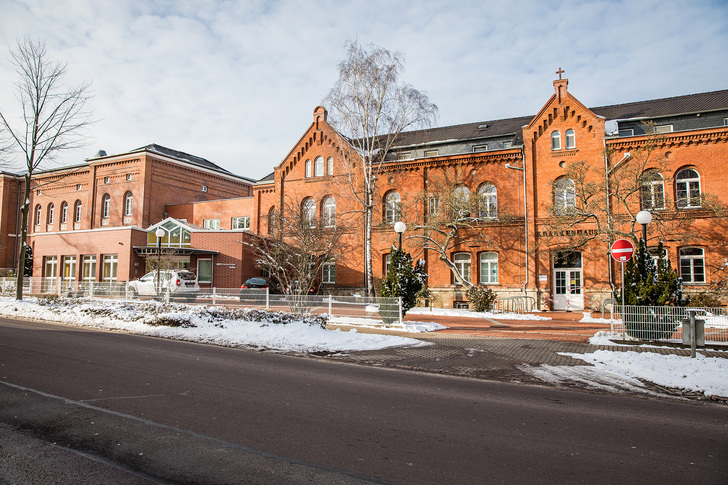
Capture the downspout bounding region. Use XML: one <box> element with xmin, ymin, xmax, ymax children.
<box><xmin>505</xmin><ymin>149</ymin><xmax>528</xmax><ymax>293</ymax></box>
<box><xmin>13</xmin><ymin>177</ymin><xmax>21</xmax><ymax>273</ymax></box>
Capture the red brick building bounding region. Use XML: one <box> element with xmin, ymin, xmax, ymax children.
<box><xmin>1</xmin><ymin>77</ymin><xmax>726</xmax><ymax>310</ymax></box>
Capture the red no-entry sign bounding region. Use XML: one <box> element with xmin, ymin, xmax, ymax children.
<box><xmin>611</xmin><ymin>239</ymin><xmax>635</xmax><ymax>262</ymax></box>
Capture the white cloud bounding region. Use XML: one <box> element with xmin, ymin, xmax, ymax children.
<box><xmin>1</xmin><ymin>0</ymin><xmax>726</xmax><ymax>179</ymax></box>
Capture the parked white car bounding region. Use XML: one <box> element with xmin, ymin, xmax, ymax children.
<box><xmin>127</xmin><ymin>270</ymin><xmax>199</xmax><ymax>300</ymax></box>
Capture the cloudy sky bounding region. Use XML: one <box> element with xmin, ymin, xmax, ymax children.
<box><xmin>1</xmin><ymin>0</ymin><xmax>726</xmax><ymax>180</ymax></box>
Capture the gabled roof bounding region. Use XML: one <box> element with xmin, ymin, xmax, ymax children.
<box><xmin>389</xmin><ymin>89</ymin><xmax>728</xmax><ymax>149</ymax></box>
<box><xmin>133</xmin><ymin>144</ymin><xmax>234</xmax><ymax>175</ymax></box>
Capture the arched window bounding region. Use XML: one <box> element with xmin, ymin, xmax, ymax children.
<box><xmin>453</xmin><ymin>186</ymin><xmax>471</xmax><ymax>220</ymax></box>
<box><xmin>479</xmin><ymin>252</ymin><xmax>499</xmax><ymax>284</ymax></box>
<box><xmin>314</xmin><ymin>156</ymin><xmax>324</xmax><ymax>177</ymax></box>
<box><xmin>554</xmin><ymin>177</ymin><xmax>576</xmax><ymax>214</ymax></box>
<box><xmin>47</xmin><ymin>203</ymin><xmax>55</xmax><ymax>225</ymax></box>
<box><xmin>74</xmin><ymin>200</ymin><xmax>82</xmax><ymax>223</ymax></box>
<box><xmin>327</xmin><ymin>157</ymin><xmax>334</xmax><ymax>176</ymax></box>
<box><xmin>124</xmin><ymin>191</ymin><xmax>133</xmax><ymax>216</ymax></box>
<box><xmin>305</xmin><ymin>159</ymin><xmax>312</xmax><ymax>178</ymax></box>
<box><xmin>453</xmin><ymin>252</ymin><xmax>472</xmax><ymax>284</ymax></box>
<box><xmin>676</xmin><ymin>168</ymin><xmax>701</xmax><ymax>209</ymax></box>
<box><xmin>101</xmin><ymin>194</ymin><xmax>110</xmax><ymax>219</ymax></box>
<box><xmin>551</xmin><ymin>131</ymin><xmax>561</xmax><ymax>150</ymax></box>
<box><xmin>267</xmin><ymin>207</ymin><xmax>276</xmax><ymax>234</ymax></box>
<box><xmin>478</xmin><ymin>184</ymin><xmax>497</xmax><ymax>219</ymax></box>
<box><xmin>34</xmin><ymin>204</ymin><xmax>42</xmax><ymax>226</ymax></box>
<box><xmin>384</xmin><ymin>191</ymin><xmax>401</xmax><ymax>224</ymax></box>
<box><xmin>640</xmin><ymin>171</ymin><xmax>665</xmax><ymax>210</ymax></box>
<box><xmin>679</xmin><ymin>247</ymin><xmax>705</xmax><ymax>283</ymax></box>
<box><xmin>322</xmin><ymin>196</ymin><xmax>336</xmax><ymax>227</ymax></box>
<box><xmin>302</xmin><ymin>198</ymin><xmax>316</xmax><ymax>226</ymax></box>
<box><xmin>565</xmin><ymin>129</ymin><xmax>575</xmax><ymax>149</ymax></box>
<box><xmin>60</xmin><ymin>201</ymin><xmax>68</xmax><ymax>224</ymax></box>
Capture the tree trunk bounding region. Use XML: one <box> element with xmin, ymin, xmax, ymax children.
<box><xmin>15</xmin><ymin>175</ymin><xmax>31</xmax><ymax>300</ymax></box>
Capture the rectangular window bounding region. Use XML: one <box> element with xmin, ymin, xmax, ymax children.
<box><xmin>203</xmin><ymin>219</ymin><xmax>220</xmax><ymax>230</ymax></box>
<box><xmin>314</xmin><ymin>157</ymin><xmax>324</xmax><ymax>177</ymax></box>
<box><xmin>618</xmin><ymin>128</ymin><xmax>634</xmax><ymax>137</ymax></box>
<box><xmin>43</xmin><ymin>256</ymin><xmax>58</xmax><ymax>292</ymax></box>
<box><xmin>305</xmin><ymin>160</ymin><xmax>311</xmax><ymax>178</ymax></box>
<box><xmin>327</xmin><ymin>157</ymin><xmax>333</xmax><ymax>176</ymax></box>
<box><xmin>453</xmin><ymin>253</ymin><xmax>471</xmax><ymax>284</ymax></box>
<box><xmin>396</xmin><ymin>152</ymin><xmax>411</xmax><ymax>161</ymax></box>
<box><xmin>322</xmin><ymin>262</ymin><xmax>335</xmax><ymax>284</ymax></box>
<box><xmin>679</xmin><ymin>248</ymin><xmax>705</xmax><ymax>283</ymax></box>
<box><xmin>479</xmin><ymin>252</ymin><xmax>499</xmax><ymax>284</ymax></box>
<box><xmin>231</xmin><ymin>216</ymin><xmax>250</xmax><ymax>229</ymax></box>
<box><xmin>654</xmin><ymin>124</ymin><xmax>673</xmax><ymax>134</ymax></box>
<box><xmin>104</xmin><ymin>177</ymin><xmax>110</xmax><ymax>184</ymax></box>
<box><xmin>197</xmin><ymin>259</ymin><xmax>212</xmax><ymax>284</ymax></box>
<box><xmin>503</xmin><ymin>141</ymin><xmax>513</xmax><ymax>149</ymax></box>
<box><xmin>472</xmin><ymin>145</ymin><xmax>488</xmax><ymax>152</ymax></box>
<box><xmin>724</xmin><ymin>117</ymin><xmax>728</xmax><ymax>126</ymax></box>
<box><xmin>62</xmin><ymin>255</ymin><xmax>77</xmax><ymax>281</ymax></box>
<box><xmin>82</xmin><ymin>255</ymin><xmax>96</xmax><ymax>283</ymax></box>
<box><xmin>424</xmin><ymin>150</ymin><xmax>438</xmax><ymax>157</ymax></box>
<box><xmin>201</xmin><ymin>185</ymin><xmax>208</xmax><ymax>192</ymax></box>
<box><xmin>102</xmin><ymin>254</ymin><xmax>118</xmax><ymax>282</ymax></box>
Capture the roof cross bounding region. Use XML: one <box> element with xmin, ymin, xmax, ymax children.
<box><xmin>555</xmin><ymin>67</ymin><xmax>565</xmax><ymax>80</ymax></box>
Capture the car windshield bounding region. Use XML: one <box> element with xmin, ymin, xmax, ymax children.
<box><xmin>246</xmin><ymin>278</ymin><xmax>267</xmax><ymax>285</ymax></box>
<box><xmin>178</xmin><ymin>271</ymin><xmax>196</xmax><ymax>280</ymax></box>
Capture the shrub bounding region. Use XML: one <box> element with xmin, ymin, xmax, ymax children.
<box><xmin>467</xmin><ymin>285</ymin><xmax>497</xmax><ymax>312</ymax></box>
<box><xmin>687</xmin><ymin>292</ymin><xmax>723</xmax><ymax>308</ymax></box>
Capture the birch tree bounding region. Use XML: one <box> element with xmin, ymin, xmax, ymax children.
<box><xmin>0</xmin><ymin>38</ymin><xmax>93</xmax><ymax>299</ymax></box>
<box><xmin>323</xmin><ymin>41</ymin><xmax>438</xmax><ymax>296</ymax></box>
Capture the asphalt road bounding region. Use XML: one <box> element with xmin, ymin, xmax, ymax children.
<box><xmin>1</xmin><ymin>317</ymin><xmax>726</xmax><ymax>484</ymax></box>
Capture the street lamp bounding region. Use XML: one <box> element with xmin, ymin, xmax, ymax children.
<box><xmin>394</xmin><ymin>221</ymin><xmax>406</xmax><ymax>251</ymax></box>
<box><xmin>155</xmin><ymin>227</ymin><xmax>165</xmax><ymax>296</ymax></box>
<box><xmin>636</xmin><ymin>210</ymin><xmax>652</xmax><ymax>242</ymax></box>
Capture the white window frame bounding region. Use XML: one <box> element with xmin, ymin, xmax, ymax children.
<box><xmin>479</xmin><ymin>252</ymin><xmax>499</xmax><ymax>284</ymax></box>
<box><xmin>102</xmin><ymin>254</ymin><xmax>118</xmax><ymax>282</ymax></box>
<box><xmin>62</xmin><ymin>255</ymin><xmax>76</xmax><ymax>282</ymax></box>
<box><xmin>384</xmin><ymin>192</ymin><xmax>401</xmax><ymax>225</ymax></box>
<box><xmin>640</xmin><ymin>171</ymin><xmax>665</xmax><ymax>210</ymax></box>
<box><xmin>565</xmin><ymin>129</ymin><xmax>575</xmax><ymax>149</ymax></box>
<box><xmin>305</xmin><ymin>159</ymin><xmax>312</xmax><ymax>178</ymax></box>
<box><xmin>232</xmin><ymin>216</ymin><xmax>250</xmax><ymax>230</ymax></box>
<box><xmin>453</xmin><ymin>252</ymin><xmax>472</xmax><ymax>284</ymax></box>
<box><xmin>47</xmin><ymin>203</ymin><xmax>54</xmax><ymax>225</ymax></box>
<box><xmin>478</xmin><ymin>184</ymin><xmax>497</xmax><ymax>219</ymax></box>
<box><xmin>203</xmin><ymin>219</ymin><xmax>221</xmax><ymax>230</ymax></box>
<box><xmin>472</xmin><ymin>144</ymin><xmax>488</xmax><ymax>152</ymax></box>
<box><xmin>424</xmin><ymin>150</ymin><xmax>438</xmax><ymax>157</ymax></box>
<box><xmin>327</xmin><ymin>157</ymin><xmax>334</xmax><ymax>176</ymax></box>
<box><xmin>654</xmin><ymin>124</ymin><xmax>673</xmax><ymax>134</ymax></box>
<box><xmin>124</xmin><ymin>192</ymin><xmax>133</xmax><ymax>217</ymax></box>
<box><xmin>551</xmin><ymin>131</ymin><xmax>561</xmax><ymax>150</ymax></box>
<box><xmin>314</xmin><ymin>156</ymin><xmax>324</xmax><ymax>177</ymax></box>
<box><xmin>82</xmin><ymin>255</ymin><xmax>96</xmax><ymax>283</ymax></box>
<box><xmin>74</xmin><ymin>201</ymin><xmax>82</xmax><ymax>223</ymax></box>
<box><xmin>303</xmin><ymin>198</ymin><xmax>316</xmax><ymax>227</ymax></box>
<box><xmin>102</xmin><ymin>194</ymin><xmax>110</xmax><ymax>219</ymax></box>
<box><xmin>676</xmin><ymin>168</ymin><xmax>701</xmax><ymax>209</ymax></box>
<box><xmin>34</xmin><ymin>205</ymin><xmax>41</xmax><ymax>226</ymax></box>
<box><xmin>679</xmin><ymin>247</ymin><xmax>705</xmax><ymax>284</ymax></box>
<box><xmin>453</xmin><ymin>186</ymin><xmax>470</xmax><ymax>220</ymax></box>
<box><xmin>322</xmin><ymin>197</ymin><xmax>336</xmax><ymax>227</ymax></box>
<box><xmin>554</xmin><ymin>178</ymin><xmax>576</xmax><ymax>214</ymax></box>
<box><xmin>429</xmin><ymin>197</ymin><xmax>440</xmax><ymax>217</ymax></box>
<box><xmin>322</xmin><ymin>262</ymin><xmax>335</xmax><ymax>284</ymax></box>
<box><xmin>197</xmin><ymin>258</ymin><xmax>212</xmax><ymax>284</ymax></box>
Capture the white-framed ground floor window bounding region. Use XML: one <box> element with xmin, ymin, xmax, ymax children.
<box><xmin>453</xmin><ymin>253</ymin><xmax>472</xmax><ymax>284</ymax></box>
<box><xmin>102</xmin><ymin>254</ymin><xmax>118</xmax><ymax>282</ymax></box>
<box><xmin>322</xmin><ymin>262</ymin><xmax>335</xmax><ymax>284</ymax></box>
<box><xmin>82</xmin><ymin>255</ymin><xmax>96</xmax><ymax>283</ymax></box>
<box><xmin>479</xmin><ymin>252</ymin><xmax>498</xmax><ymax>284</ymax></box>
<box><xmin>679</xmin><ymin>247</ymin><xmax>705</xmax><ymax>283</ymax></box>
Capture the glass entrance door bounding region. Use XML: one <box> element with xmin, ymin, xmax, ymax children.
<box><xmin>553</xmin><ymin>251</ymin><xmax>584</xmax><ymax>311</ymax></box>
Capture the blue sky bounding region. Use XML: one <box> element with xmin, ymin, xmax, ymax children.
<box><xmin>1</xmin><ymin>0</ymin><xmax>726</xmax><ymax>179</ymax></box>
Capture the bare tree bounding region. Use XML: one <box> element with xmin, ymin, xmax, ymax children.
<box><xmin>0</xmin><ymin>38</ymin><xmax>93</xmax><ymax>299</ymax></box>
<box><xmin>406</xmin><ymin>165</ymin><xmax>518</xmax><ymax>287</ymax></box>
<box><xmin>246</xmin><ymin>196</ymin><xmax>350</xmax><ymax>310</ymax></box>
<box><xmin>323</xmin><ymin>41</ymin><xmax>438</xmax><ymax>296</ymax></box>
<box><xmin>539</xmin><ymin>125</ymin><xmax>726</xmax><ymax>252</ymax></box>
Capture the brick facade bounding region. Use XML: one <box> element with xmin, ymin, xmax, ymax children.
<box><xmin>1</xmin><ymin>79</ymin><xmax>726</xmax><ymax>308</ymax></box>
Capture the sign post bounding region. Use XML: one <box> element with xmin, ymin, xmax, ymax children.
<box><xmin>610</xmin><ymin>239</ymin><xmax>635</xmax><ymax>317</ymax></box>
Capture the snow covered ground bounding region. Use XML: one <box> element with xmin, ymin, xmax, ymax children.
<box><xmin>1</xmin><ymin>297</ymin><xmax>725</xmax><ymax>399</ymax></box>
<box><xmin>0</xmin><ymin>297</ymin><xmax>430</xmax><ymax>353</ymax></box>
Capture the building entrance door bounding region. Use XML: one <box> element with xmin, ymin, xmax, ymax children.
<box><xmin>553</xmin><ymin>251</ymin><xmax>583</xmax><ymax>311</ymax></box>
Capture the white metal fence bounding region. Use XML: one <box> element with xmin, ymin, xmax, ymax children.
<box><xmin>0</xmin><ymin>278</ymin><xmax>404</xmax><ymax>325</ymax></box>
<box><xmin>612</xmin><ymin>305</ymin><xmax>728</xmax><ymax>345</ymax></box>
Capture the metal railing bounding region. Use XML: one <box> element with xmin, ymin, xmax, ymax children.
<box><xmin>0</xmin><ymin>278</ymin><xmax>404</xmax><ymax>325</ymax></box>
<box><xmin>612</xmin><ymin>305</ymin><xmax>727</xmax><ymax>344</ymax></box>
<box><xmin>493</xmin><ymin>295</ymin><xmax>536</xmax><ymax>314</ymax></box>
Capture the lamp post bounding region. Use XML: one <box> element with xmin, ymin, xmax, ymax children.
<box><xmin>155</xmin><ymin>227</ymin><xmax>165</xmax><ymax>296</ymax></box>
<box><xmin>636</xmin><ymin>210</ymin><xmax>652</xmax><ymax>242</ymax></box>
<box><xmin>394</xmin><ymin>221</ymin><xmax>406</xmax><ymax>251</ymax></box>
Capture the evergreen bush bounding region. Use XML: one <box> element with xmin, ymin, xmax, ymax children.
<box><xmin>380</xmin><ymin>246</ymin><xmax>427</xmax><ymax>324</ymax></box>
<box><xmin>466</xmin><ymin>285</ymin><xmax>497</xmax><ymax>312</ymax></box>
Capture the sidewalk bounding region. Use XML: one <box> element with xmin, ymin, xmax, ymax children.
<box><xmin>324</xmin><ymin>310</ymin><xmax>727</xmax><ymax>389</ymax></box>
